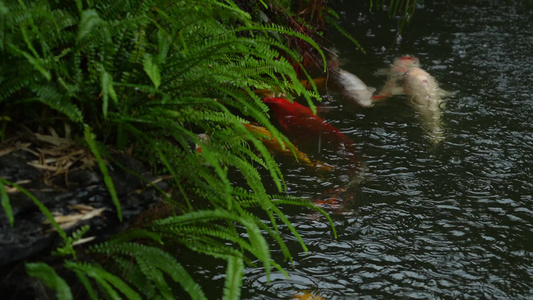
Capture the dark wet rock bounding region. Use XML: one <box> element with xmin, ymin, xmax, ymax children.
<box><xmin>0</xmin><ymin>150</ymin><xmax>166</xmax><ymax>268</ymax></box>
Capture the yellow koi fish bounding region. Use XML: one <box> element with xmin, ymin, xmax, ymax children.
<box><xmin>244</xmin><ymin>123</ymin><xmax>333</xmax><ymax>172</ymax></box>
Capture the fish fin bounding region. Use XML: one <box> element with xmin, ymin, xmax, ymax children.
<box><xmin>390</xmin><ymin>86</ymin><xmax>405</xmax><ymax>95</ymax></box>
<box><xmin>368</xmin><ymin>87</ymin><xmax>376</xmax><ymax>93</ymax></box>
<box><xmin>374</xmin><ymin>68</ymin><xmax>389</xmax><ymax>76</ymax></box>
<box><xmin>316</xmin><ymin>105</ymin><xmax>335</xmax><ymax>113</ymax></box>
<box><xmin>438</xmin><ymin>89</ymin><xmax>454</xmax><ymax>98</ymax></box>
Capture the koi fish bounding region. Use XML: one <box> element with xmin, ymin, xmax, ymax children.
<box><xmin>403</xmin><ymin>66</ymin><xmax>447</xmax><ymax>143</ymax></box>
<box><xmin>299</xmin><ymin>77</ymin><xmax>328</xmax><ymax>90</ymax></box>
<box><xmin>335</xmin><ymin>69</ymin><xmax>375</xmax><ymax>107</ymax></box>
<box><xmin>325</xmin><ymin>51</ymin><xmax>376</xmax><ymax>107</ymax></box>
<box><xmin>262</xmin><ymin>96</ymin><xmax>355</xmax><ymax>151</ymax></box>
<box><xmin>243</xmin><ymin>123</ymin><xmax>333</xmax><ymax>172</ymax></box>
<box><xmin>373</xmin><ymin>55</ymin><xmax>420</xmax><ymax>100</ymax></box>
<box><xmin>255</xmin><ymin>70</ymin><xmax>375</xmax><ymax>108</ymax></box>
<box><xmin>374</xmin><ymin>56</ymin><xmax>449</xmax><ymax>143</ymax></box>
<box><xmin>292</xmin><ymin>292</ymin><xmax>325</xmax><ymax>300</ymax></box>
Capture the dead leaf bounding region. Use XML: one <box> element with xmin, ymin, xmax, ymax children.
<box><xmin>47</xmin><ymin>206</ymin><xmax>106</xmax><ymax>230</ymax></box>
<box><xmin>35</xmin><ymin>133</ymin><xmax>75</xmax><ymax>146</ymax></box>
<box><xmin>72</xmin><ymin>236</ymin><xmax>96</xmax><ymax>246</ymax></box>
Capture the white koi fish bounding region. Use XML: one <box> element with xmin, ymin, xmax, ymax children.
<box><xmin>374</xmin><ymin>55</ymin><xmax>420</xmax><ymax>100</ymax></box>
<box><xmin>336</xmin><ymin>69</ymin><xmax>375</xmax><ymax>108</ymax></box>
<box><xmin>375</xmin><ymin>56</ymin><xmax>450</xmax><ymax>144</ymax></box>
<box><xmin>403</xmin><ymin>66</ymin><xmax>447</xmax><ymax>143</ymax></box>
<box><xmin>327</xmin><ymin>50</ymin><xmax>375</xmax><ymax>108</ymax></box>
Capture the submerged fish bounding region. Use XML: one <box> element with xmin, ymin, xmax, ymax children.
<box><xmin>374</xmin><ymin>56</ymin><xmax>449</xmax><ymax>143</ymax></box>
<box><xmin>292</xmin><ymin>292</ymin><xmax>325</xmax><ymax>300</ymax></box>
<box><xmin>374</xmin><ymin>55</ymin><xmax>420</xmax><ymax>100</ymax></box>
<box><xmin>243</xmin><ymin>123</ymin><xmax>333</xmax><ymax>172</ymax></box>
<box><xmin>336</xmin><ymin>70</ymin><xmax>375</xmax><ymax>107</ymax></box>
<box><xmin>262</xmin><ymin>96</ymin><xmax>355</xmax><ymax>151</ymax></box>
<box><xmin>403</xmin><ymin>66</ymin><xmax>447</xmax><ymax>143</ymax></box>
<box><xmin>327</xmin><ymin>52</ymin><xmax>376</xmax><ymax>107</ymax></box>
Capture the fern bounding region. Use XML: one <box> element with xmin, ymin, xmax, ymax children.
<box><xmin>26</xmin><ymin>262</ymin><xmax>73</xmax><ymax>300</ymax></box>
<box><xmin>0</xmin><ymin>181</ymin><xmax>14</xmax><ymax>226</ymax></box>
<box><xmin>0</xmin><ymin>177</ymin><xmax>66</xmax><ymax>239</ymax></box>
<box><xmin>65</xmin><ymin>261</ymin><xmax>142</xmax><ymax>300</ymax></box>
<box><xmin>90</xmin><ymin>242</ymin><xmax>207</xmax><ymax>300</ymax></box>
<box><xmin>152</xmin><ymin>209</ymin><xmax>271</xmax><ymax>274</ymax></box>
<box><xmin>2</xmin><ymin>0</ymin><xmax>343</xmax><ymax>298</ymax></box>
<box><xmin>222</xmin><ymin>256</ymin><xmax>244</xmax><ymax>300</ymax></box>
<box><xmin>54</xmin><ymin>225</ymin><xmax>91</xmax><ymax>259</ymax></box>
<box><xmin>84</xmin><ymin>125</ymin><xmax>122</xmax><ymax>221</ymax></box>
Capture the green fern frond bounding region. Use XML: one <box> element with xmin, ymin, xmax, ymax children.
<box><xmin>65</xmin><ymin>261</ymin><xmax>142</xmax><ymax>300</ymax></box>
<box><xmin>272</xmin><ymin>196</ymin><xmax>338</xmax><ymax>239</ymax></box>
<box><xmin>0</xmin><ymin>177</ymin><xmax>66</xmax><ymax>239</ymax></box>
<box><xmin>29</xmin><ymin>84</ymin><xmax>83</xmax><ymax>122</ymax></box>
<box><xmin>84</xmin><ymin>125</ymin><xmax>122</xmax><ymax>221</ymax></box>
<box><xmin>111</xmin><ymin>257</ymin><xmax>158</xmax><ymax>299</ymax></box>
<box><xmin>70</xmin><ymin>267</ymin><xmax>99</xmax><ymax>300</ymax></box>
<box><xmin>222</xmin><ymin>256</ymin><xmax>244</xmax><ymax>300</ymax></box>
<box><xmin>26</xmin><ymin>262</ymin><xmax>73</xmax><ymax>300</ymax></box>
<box><xmin>1</xmin><ymin>1</ymin><xmax>342</xmax><ymax>298</ymax></box>
<box><xmin>0</xmin><ymin>181</ymin><xmax>14</xmax><ymax>226</ymax></box>
<box><xmin>326</xmin><ymin>9</ymin><xmax>365</xmax><ymax>54</ymax></box>
<box><xmin>91</xmin><ymin>242</ymin><xmax>207</xmax><ymax>300</ymax></box>
<box><xmin>54</xmin><ymin>225</ymin><xmax>91</xmax><ymax>258</ymax></box>
<box><xmin>152</xmin><ymin>209</ymin><xmax>272</xmax><ymax>276</ymax></box>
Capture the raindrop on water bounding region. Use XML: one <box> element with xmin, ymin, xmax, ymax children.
<box><xmin>450</xmin><ymin>156</ymin><xmax>462</xmax><ymax>164</ymax></box>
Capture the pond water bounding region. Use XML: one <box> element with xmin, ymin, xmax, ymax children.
<box><xmin>193</xmin><ymin>1</ymin><xmax>533</xmax><ymax>299</ymax></box>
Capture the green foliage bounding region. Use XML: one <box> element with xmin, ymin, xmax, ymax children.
<box><xmin>2</xmin><ymin>0</ymin><xmax>340</xmax><ymax>298</ymax></box>
<box><xmin>90</xmin><ymin>241</ymin><xmax>206</xmax><ymax>300</ymax></box>
<box><xmin>26</xmin><ymin>262</ymin><xmax>73</xmax><ymax>300</ymax></box>
<box><xmin>0</xmin><ymin>178</ymin><xmax>66</xmax><ymax>239</ymax></box>
<box><xmin>84</xmin><ymin>125</ymin><xmax>122</xmax><ymax>221</ymax></box>
<box><xmin>0</xmin><ymin>181</ymin><xmax>13</xmax><ymax>226</ymax></box>
<box><xmin>54</xmin><ymin>225</ymin><xmax>91</xmax><ymax>259</ymax></box>
<box><xmin>65</xmin><ymin>261</ymin><xmax>143</xmax><ymax>300</ymax></box>
<box><xmin>223</xmin><ymin>256</ymin><xmax>244</xmax><ymax>300</ymax></box>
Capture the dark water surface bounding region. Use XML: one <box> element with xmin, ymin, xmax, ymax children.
<box><xmin>196</xmin><ymin>1</ymin><xmax>533</xmax><ymax>299</ymax></box>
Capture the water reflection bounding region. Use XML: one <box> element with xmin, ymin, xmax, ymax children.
<box><xmin>238</xmin><ymin>0</ymin><xmax>533</xmax><ymax>299</ymax></box>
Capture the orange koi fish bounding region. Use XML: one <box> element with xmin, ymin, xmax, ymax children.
<box><xmin>293</xmin><ymin>292</ymin><xmax>325</xmax><ymax>300</ymax></box>
<box><xmin>243</xmin><ymin>123</ymin><xmax>333</xmax><ymax>172</ymax></box>
<box><xmin>262</xmin><ymin>96</ymin><xmax>355</xmax><ymax>151</ymax></box>
<box><xmin>311</xmin><ymin>185</ymin><xmax>359</xmax><ymax>217</ymax></box>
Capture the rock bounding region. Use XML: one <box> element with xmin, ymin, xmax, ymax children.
<box><xmin>0</xmin><ymin>150</ymin><xmax>166</xmax><ymax>267</ymax></box>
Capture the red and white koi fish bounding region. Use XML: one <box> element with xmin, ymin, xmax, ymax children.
<box><xmin>373</xmin><ymin>55</ymin><xmax>420</xmax><ymax>100</ymax></box>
